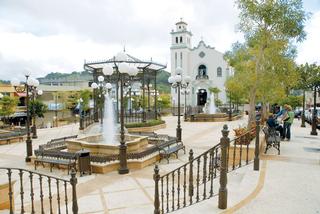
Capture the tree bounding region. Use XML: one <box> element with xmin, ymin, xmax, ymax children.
<box><xmin>0</xmin><ymin>96</ymin><xmax>18</xmax><ymax>124</ymax></box>
<box><xmin>228</xmin><ymin>0</ymin><xmax>308</xmax><ymax>127</ymax></box>
<box><xmin>29</xmin><ymin>100</ymin><xmax>48</xmax><ymax>118</ymax></box>
<box><xmin>80</xmin><ymin>89</ymin><xmax>92</xmax><ymax>112</ymax></box>
<box><xmin>209</xmin><ymin>87</ymin><xmax>221</xmax><ymax>100</ymax></box>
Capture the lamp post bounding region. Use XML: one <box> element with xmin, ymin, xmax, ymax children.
<box><xmin>30</xmin><ymin>81</ymin><xmax>43</xmax><ymax>139</ymax></box>
<box><xmin>91</xmin><ymin>75</ymin><xmax>113</xmax><ymax>125</ymax></box>
<box><xmin>310</xmin><ymin>85</ymin><xmax>319</xmax><ymax>135</ymax></box>
<box><xmin>228</xmin><ymin>90</ymin><xmax>232</xmax><ymax>121</ymax></box>
<box><xmin>102</xmin><ymin>51</ymin><xmax>139</xmax><ymax>174</ymax></box>
<box><xmin>182</xmin><ymin>88</ymin><xmax>190</xmax><ymax>121</ymax></box>
<box><xmin>11</xmin><ymin>72</ymin><xmax>35</xmax><ymax>162</ymax></box>
<box><xmin>168</xmin><ymin>67</ymin><xmax>191</xmax><ymax>142</ymax></box>
<box><xmin>78</xmin><ymin>98</ymin><xmax>84</xmax><ymax>130</ymax></box>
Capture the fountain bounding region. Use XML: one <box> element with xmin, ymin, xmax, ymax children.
<box><xmin>209</xmin><ymin>93</ymin><xmax>216</xmax><ymax>114</ymax></box>
<box><xmin>67</xmin><ymin>92</ymin><xmax>148</xmax><ymax>155</ymax></box>
<box><xmin>102</xmin><ymin>93</ymin><xmax>116</xmax><ymax>145</ymax></box>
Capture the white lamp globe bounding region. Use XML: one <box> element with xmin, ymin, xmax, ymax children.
<box><xmin>27</xmin><ymin>78</ymin><xmax>35</xmax><ymax>86</ymax></box>
<box><xmin>184</xmin><ymin>75</ymin><xmax>191</xmax><ymax>84</ymax></box>
<box><xmin>11</xmin><ymin>79</ymin><xmax>20</xmax><ymax>87</ymax></box>
<box><xmin>174</xmin><ymin>75</ymin><xmax>182</xmax><ymax>83</ymax></box>
<box><xmin>176</xmin><ymin>67</ymin><xmax>183</xmax><ymax>75</ymax></box>
<box><xmin>79</xmin><ymin>98</ymin><xmax>83</xmax><ymax>103</ymax></box>
<box><xmin>91</xmin><ymin>82</ymin><xmax>98</xmax><ymax>89</ymax></box>
<box><xmin>116</xmin><ymin>52</ymin><xmax>127</xmax><ymax>61</ymax></box>
<box><xmin>98</xmin><ymin>75</ymin><xmax>104</xmax><ymax>82</ymax></box>
<box><xmin>103</xmin><ymin>65</ymin><xmax>113</xmax><ymax>76</ymax></box>
<box><xmin>168</xmin><ymin>76</ymin><xmax>174</xmax><ymax>84</ymax></box>
<box><xmin>118</xmin><ymin>63</ymin><xmax>130</xmax><ymax>74</ymax></box>
<box><xmin>33</xmin><ymin>79</ymin><xmax>40</xmax><ymax>87</ymax></box>
<box><xmin>0</xmin><ymin>93</ymin><xmax>3</xmax><ymax>99</ymax></box>
<box><xmin>129</xmin><ymin>66</ymin><xmax>138</xmax><ymax>76</ymax></box>
<box><xmin>37</xmin><ymin>90</ymin><xmax>43</xmax><ymax>95</ymax></box>
<box><xmin>105</xmin><ymin>83</ymin><xmax>112</xmax><ymax>89</ymax></box>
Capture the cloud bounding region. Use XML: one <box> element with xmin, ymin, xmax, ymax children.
<box><xmin>0</xmin><ymin>0</ymin><xmax>318</xmax><ymax>81</ymax></box>
<box><xmin>296</xmin><ymin>11</ymin><xmax>320</xmax><ymax>65</ymax></box>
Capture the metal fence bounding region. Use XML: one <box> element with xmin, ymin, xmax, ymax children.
<box><xmin>0</xmin><ymin>167</ymin><xmax>78</xmax><ymax>214</ymax></box>
<box><xmin>153</xmin><ymin>122</ymin><xmax>260</xmax><ymax>213</ymax></box>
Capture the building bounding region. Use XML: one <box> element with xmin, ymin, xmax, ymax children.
<box><xmin>0</xmin><ymin>84</ymin><xmax>27</xmax><ymax>125</ymax></box>
<box><xmin>170</xmin><ymin>19</ymin><xmax>233</xmax><ymax>107</ymax></box>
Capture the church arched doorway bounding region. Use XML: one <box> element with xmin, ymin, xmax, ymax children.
<box><xmin>197</xmin><ymin>89</ymin><xmax>207</xmax><ymax>106</ymax></box>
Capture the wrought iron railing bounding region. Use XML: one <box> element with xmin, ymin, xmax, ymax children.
<box><xmin>227</xmin><ymin>127</ymin><xmax>256</xmax><ymax>172</ymax></box>
<box><xmin>35</xmin><ymin>134</ymin><xmax>177</xmax><ymax>164</ymax></box>
<box><xmin>154</xmin><ymin>123</ymin><xmax>260</xmax><ymax>213</ymax></box>
<box><xmin>0</xmin><ymin>167</ymin><xmax>78</xmax><ymax>214</ymax></box>
<box><xmin>154</xmin><ymin>144</ymin><xmax>221</xmax><ymax>213</ymax></box>
<box><xmin>39</xmin><ymin>135</ymin><xmax>78</xmax><ymax>151</ymax></box>
<box><xmin>82</xmin><ymin>114</ymin><xmax>95</xmax><ymax>129</ymax></box>
<box><xmin>195</xmin><ymin>74</ymin><xmax>209</xmax><ymax>80</ymax></box>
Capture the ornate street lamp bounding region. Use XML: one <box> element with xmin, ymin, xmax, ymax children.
<box><xmin>310</xmin><ymin>85</ymin><xmax>319</xmax><ymax>135</ymax></box>
<box><xmin>91</xmin><ymin>75</ymin><xmax>113</xmax><ymax>125</ymax></box>
<box><xmin>11</xmin><ymin>71</ymin><xmax>35</xmax><ymax>162</ymax></box>
<box><xmin>168</xmin><ymin>67</ymin><xmax>191</xmax><ymax>142</ymax></box>
<box><xmin>102</xmin><ymin>51</ymin><xmax>139</xmax><ymax>174</ymax></box>
<box><xmin>28</xmin><ymin>79</ymin><xmax>43</xmax><ymax>139</ymax></box>
<box><xmin>182</xmin><ymin>88</ymin><xmax>190</xmax><ymax>121</ymax></box>
<box><xmin>78</xmin><ymin>98</ymin><xmax>84</xmax><ymax>130</ymax></box>
<box><xmin>228</xmin><ymin>91</ymin><xmax>232</xmax><ymax>121</ymax></box>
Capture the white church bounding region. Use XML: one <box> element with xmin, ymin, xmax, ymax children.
<box><xmin>170</xmin><ymin>19</ymin><xmax>233</xmax><ymax>107</ymax></box>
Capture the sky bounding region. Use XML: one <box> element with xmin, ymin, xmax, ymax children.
<box><xmin>0</xmin><ymin>0</ymin><xmax>319</xmax><ymax>81</ymax></box>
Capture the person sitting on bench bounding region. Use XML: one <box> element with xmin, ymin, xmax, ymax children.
<box><xmin>266</xmin><ymin>113</ymin><xmax>283</xmax><ymax>137</ymax></box>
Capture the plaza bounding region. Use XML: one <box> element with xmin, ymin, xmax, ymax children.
<box><xmin>0</xmin><ymin>115</ymin><xmax>319</xmax><ymax>213</ymax></box>
<box><xmin>1</xmin><ymin>0</ymin><xmax>320</xmax><ymax>213</ymax></box>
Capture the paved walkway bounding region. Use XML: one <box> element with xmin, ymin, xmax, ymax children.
<box><xmin>1</xmin><ymin>117</ymin><xmax>319</xmax><ymax>213</ymax></box>
<box><xmin>233</xmin><ymin>121</ymin><xmax>320</xmax><ymax>214</ymax></box>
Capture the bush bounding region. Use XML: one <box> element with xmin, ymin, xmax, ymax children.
<box><xmin>125</xmin><ymin>119</ymin><xmax>165</xmax><ymax>128</ymax></box>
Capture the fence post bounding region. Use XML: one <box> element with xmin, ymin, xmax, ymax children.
<box><xmin>154</xmin><ymin>165</ymin><xmax>160</xmax><ymax>214</ymax></box>
<box><xmin>188</xmin><ymin>149</ymin><xmax>194</xmax><ymax>204</ymax></box>
<box><xmin>218</xmin><ymin>124</ymin><xmax>229</xmax><ymax>209</ymax></box>
<box><xmin>70</xmin><ymin>168</ymin><xmax>78</xmax><ymax>214</ymax></box>
<box><xmin>254</xmin><ymin>120</ymin><xmax>260</xmax><ymax>171</ymax></box>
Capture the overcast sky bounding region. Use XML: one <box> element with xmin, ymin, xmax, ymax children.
<box><xmin>0</xmin><ymin>0</ymin><xmax>319</xmax><ymax>81</ymax></box>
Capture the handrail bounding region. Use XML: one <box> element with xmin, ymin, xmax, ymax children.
<box><xmin>154</xmin><ymin>124</ymin><xmax>259</xmax><ymax>214</ymax></box>
<box><xmin>0</xmin><ymin>167</ymin><xmax>78</xmax><ymax>213</ymax></box>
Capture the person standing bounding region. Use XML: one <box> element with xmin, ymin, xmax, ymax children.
<box><xmin>283</xmin><ymin>105</ymin><xmax>294</xmax><ymax>141</ymax></box>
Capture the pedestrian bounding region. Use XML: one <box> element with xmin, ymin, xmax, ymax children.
<box><xmin>282</xmin><ymin>105</ymin><xmax>294</xmax><ymax>141</ymax></box>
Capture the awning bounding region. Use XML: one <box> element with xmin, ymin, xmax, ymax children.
<box><xmin>15</xmin><ymin>92</ymin><xmax>26</xmax><ymax>97</ymax></box>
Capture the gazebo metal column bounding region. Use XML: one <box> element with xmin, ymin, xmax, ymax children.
<box><xmin>154</xmin><ymin>70</ymin><xmax>157</xmax><ymax>120</ymax></box>
<box><xmin>142</xmin><ymin>69</ymin><xmax>146</xmax><ymax>122</ymax></box>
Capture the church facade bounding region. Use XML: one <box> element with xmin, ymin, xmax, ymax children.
<box><xmin>170</xmin><ymin>20</ymin><xmax>232</xmax><ymax>107</ymax></box>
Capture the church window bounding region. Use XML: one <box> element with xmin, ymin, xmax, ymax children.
<box><xmin>175</xmin><ymin>52</ymin><xmax>177</xmax><ymax>68</ymax></box>
<box><xmin>176</xmin><ymin>37</ymin><xmax>178</xmax><ymax>44</ymax></box>
<box><xmin>180</xmin><ymin>52</ymin><xmax>183</xmax><ymax>67</ymax></box>
<box><xmin>217</xmin><ymin>67</ymin><xmax>222</xmax><ymax>77</ymax></box>
<box><xmin>198</xmin><ymin>65</ymin><xmax>207</xmax><ymax>76</ymax></box>
<box><xmin>180</xmin><ymin>36</ymin><xmax>183</xmax><ymax>43</ymax></box>
<box><xmin>199</xmin><ymin>51</ymin><xmax>205</xmax><ymax>58</ymax></box>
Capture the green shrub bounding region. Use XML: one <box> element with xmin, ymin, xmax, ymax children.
<box><xmin>125</xmin><ymin>119</ymin><xmax>165</xmax><ymax>128</ymax></box>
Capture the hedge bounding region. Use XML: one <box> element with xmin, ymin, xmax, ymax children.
<box><xmin>125</xmin><ymin>120</ymin><xmax>165</xmax><ymax>128</ymax></box>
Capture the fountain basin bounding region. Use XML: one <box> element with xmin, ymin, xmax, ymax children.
<box><xmin>66</xmin><ymin>134</ymin><xmax>148</xmax><ymax>155</ymax></box>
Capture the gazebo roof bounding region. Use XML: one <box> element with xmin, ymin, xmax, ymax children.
<box><xmin>84</xmin><ymin>52</ymin><xmax>167</xmax><ymax>72</ymax></box>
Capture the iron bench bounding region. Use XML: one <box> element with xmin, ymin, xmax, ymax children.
<box><xmin>158</xmin><ymin>142</ymin><xmax>186</xmax><ymax>163</ymax></box>
<box><xmin>263</xmin><ymin>126</ymin><xmax>280</xmax><ymax>155</ymax></box>
<box><xmin>34</xmin><ymin>151</ymin><xmax>77</xmax><ymax>174</ymax></box>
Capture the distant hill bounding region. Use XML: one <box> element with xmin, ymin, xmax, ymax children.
<box><xmin>39</xmin><ymin>70</ymin><xmax>171</xmax><ymax>93</ymax></box>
